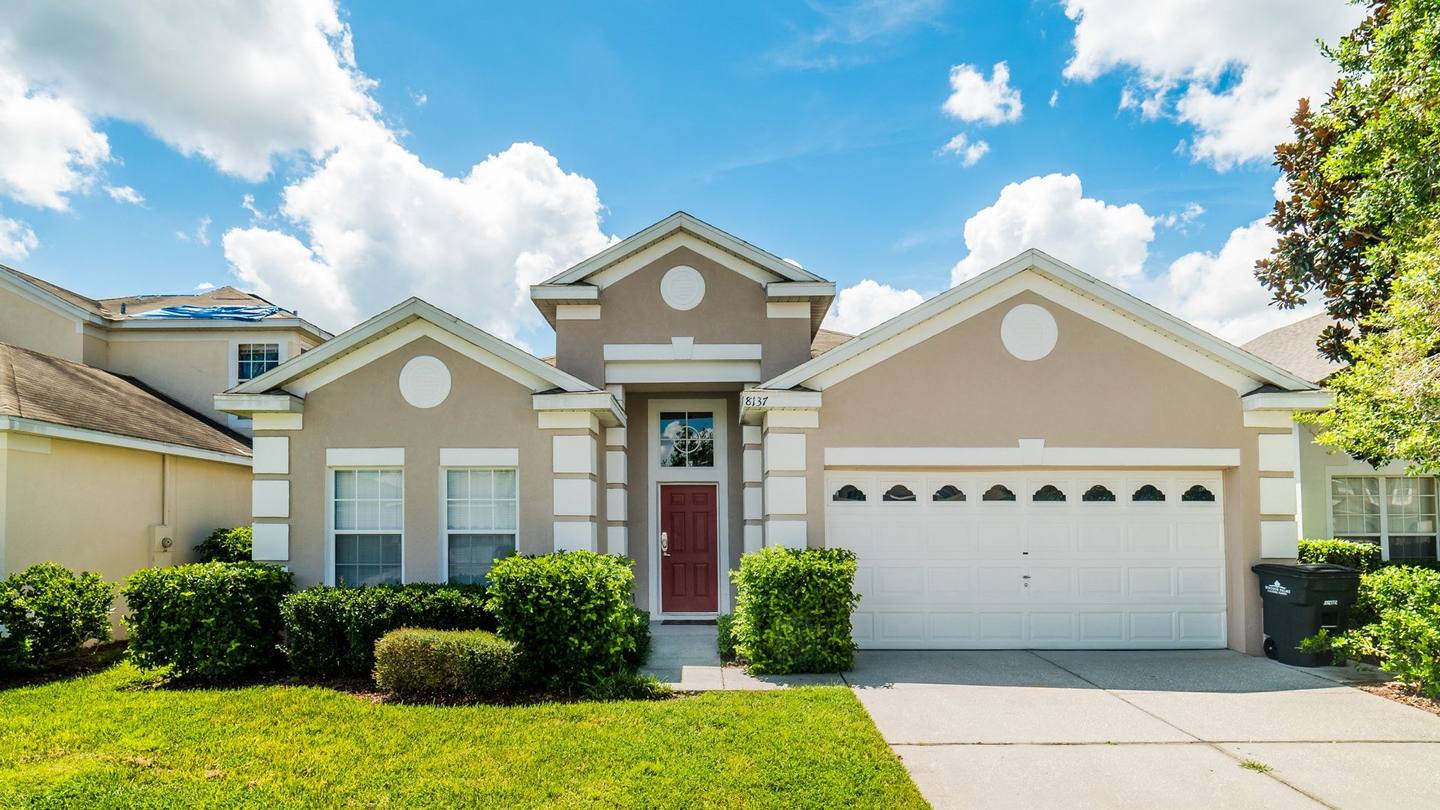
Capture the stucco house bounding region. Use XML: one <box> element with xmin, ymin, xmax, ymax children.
<box><xmin>217</xmin><ymin>212</ymin><xmax>1432</xmax><ymax>656</ymax></box>
<box><xmin>0</xmin><ymin>264</ymin><xmax>328</xmax><ymax>585</ymax></box>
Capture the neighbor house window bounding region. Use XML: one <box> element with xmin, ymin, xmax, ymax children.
<box><xmin>333</xmin><ymin>469</ymin><xmax>403</xmax><ymax>585</ymax></box>
<box><xmin>445</xmin><ymin>468</ymin><xmax>518</xmax><ymax>584</ymax></box>
<box><xmin>237</xmin><ymin>342</ymin><xmax>280</xmax><ymax>381</ymax></box>
<box><xmin>1332</xmin><ymin>476</ymin><xmax>1438</xmax><ymax>562</ymax></box>
<box><xmin>659</xmin><ymin>411</ymin><xmax>714</xmax><ymax>468</ymax></box>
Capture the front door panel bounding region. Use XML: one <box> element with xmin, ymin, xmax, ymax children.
<box><xmin>660</xmin><ymin>484</ymin><xmax>718</xmax><ymax>613</ymax></box>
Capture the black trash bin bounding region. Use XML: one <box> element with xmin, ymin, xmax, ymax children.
<box><xmin>1251</xmin><ymin>563</ymin><xmax>1361</xmax><ymax>666</ymax></box>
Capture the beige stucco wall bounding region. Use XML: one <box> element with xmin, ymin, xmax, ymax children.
<box><xmin>806</xmin><ymin>290</ymin><xmax>1272</xmax><ymax>654</ymax></box>
<box><xmin>0</xmin><ymin>285</ymin><xmax>85</xmax><ymax>362</ymax></box>
<box><xmin>554</xmin><ymin>246</ymin><xmax>813</xmax><ymax>387</ymax></box>
<box><xmin>105</xmin><ymin>330</ymin><xmax>314</xmax><ymax>430</ymax></box>
<box><xmin>0</xmin><ymin>433</ymin><xmax>251</xmax><ymax>630</ymax></box>
<box><xmin>623</xmin><ymin>391</ymin><xmax>745</xmax><ymax>612</ymax></box>
<box><xmin>262</xmin><ymin>336</ymin><xmax>566</xmax><ymax>588</ymax></box>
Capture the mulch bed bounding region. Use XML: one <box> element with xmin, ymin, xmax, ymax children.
<box><xmin>1357</xmin><ymin>682</ymin><xmax>1440</xmax><ymax>717</ymax></box>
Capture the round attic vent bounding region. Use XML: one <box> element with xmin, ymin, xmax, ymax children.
<box><xmin>1000</xmin><ymin>303</ymin><xmax>1058</xmax><ymax>361</ymax></box>
<box><xmin>399</xmin><ymin>355</ymin><xmax>452</xmax><ymax>408</ymax></box>
<box><xmin>660</xmin><ymin>265</ymin><xmax>705</xmax><ymax>311</ymax></box>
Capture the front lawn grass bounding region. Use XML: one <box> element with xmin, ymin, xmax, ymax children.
<box><xmin>0</xmin><ymin>664</ymin><xmax>925</xmax><ymax>808</ymax></box>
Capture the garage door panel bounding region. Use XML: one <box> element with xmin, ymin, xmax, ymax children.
<box><xmin>829</xmin><ymin>467</ymin><xmax>1227</xmax><ymax>650</ymax></box>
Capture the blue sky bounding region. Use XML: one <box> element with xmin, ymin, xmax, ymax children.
<box><xmin>0</xmin><ymin>1</ymin><xmax>1362</xmax><ymax>353</ymax></box>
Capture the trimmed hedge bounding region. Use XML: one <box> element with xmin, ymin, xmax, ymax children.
<box><xmin>1307</xmin><ymin>566</ymin><xmax>1440</xmax><ymax>697</ymax></box>
<box><xmin>486</xmin><ymin>551</ymin><xmax>640</xmax><ymax>690</ymax></box>
<box><xmin>716</xmin><ymin>613</ymin><xmax>737</xmax><ymax>662</ymax></box>
<box><xmin>0</xmin><ymin>563</ymin><xmax>114</xmax><ymax>673</ymax></box>
<box><xmin>731</xmin><ymin>547</ymin><xmax>860</xmax><ymax>674</ymax></box>
<box><xmin>1297</xmin><ymin>538</ymin><xmax>1382</xmax><ymax>573</ymax></box>
<box><xmin>123</xmin><ymin>562</ymin><xmax>292</xmax><ymax>680</ymax></box>
<box><xmin>281</xmin><ymin>583</ymin><xmax>490</xmax><ymax>678</ymax></box>
<box><xmin>194</xmin><ymin>526</ymin><xmax>253</xmax><ymax>563</ymax></box>
<box><xmin>373</xmin><ymin>628</ymin><xmax>517</xmax><ymax>701</ymax></box>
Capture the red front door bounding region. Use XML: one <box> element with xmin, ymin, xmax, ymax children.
<box><xmin>660</xmin><ymin>484</ymin><xmax>718</xmax><ymax>613</ymax></box>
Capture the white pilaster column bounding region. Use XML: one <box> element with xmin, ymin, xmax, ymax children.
<box><xmin>605</xmin><ymin>425</ymin><xmax>628</xmax><ymax>555</ymax></box>
<box><xmin>544</xmin><ymin>411</ymin><xmax>599</xmax><ymax>552</ymax></box>
<box><xmin>762</xmin><ymin>409</ymin><xmax>816</xmax><ymax>550</ymax></box>
<box><xmin>742</xmin><ymin>425</ymin><xmax>764</xmax><ymax>554</ymax></box>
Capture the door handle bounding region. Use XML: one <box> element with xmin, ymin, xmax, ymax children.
<box><xmin>661</xmin><ymin>531</ymin><xmax>671</xmax><ymax>557</ymax></box>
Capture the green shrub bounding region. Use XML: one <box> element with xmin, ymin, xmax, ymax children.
<box><xmin>281</xmin><ymin>583</ymin><xmax>490</xmax><ymax>678</ymax></box>
<box><xmin>579</xmin><ymin>671</ymin><xmax>672</xmax><ymax>701</ymax></box>
<box><xmin>730</xmin><ymin>547</ymin><xmax>861</xmax><ymax>675</ymax></box>
<box><xmin>123</xmin><ymin>562</ymin><xmax>292</xmax><ymax>680</ymax></box>
<box><xmin>193</xmin><ymin>526</ymin><xmax>253</xmax><ymax>563</ymax></box>
<box><xmin>623</xmin><ymin>606</ymin><xmax>651</xmax><ymax>669</ymax></box>
<box><xmin>0</xmin><ymin>563</ymin><xmax>114</xmax><ymax>673</ymax></box>
<box><xmin>716</xmin><ymin>613</ymin><xmax>736</xmax><ymax>662</ymax></box>
<box><xmin>373</xmin><ymin>628</ymin><xmax>517</xmax><ymax>701</ymax></box>
<box><xmin>486</xmin><ymin>551</ymin><xmax>640</xmax><ymax>690</ymax></box>
<box><xmin>1306</xmin><ymin>565</ymin><xmax>1440</xmax><ymax>697</ymax></box>
<box><xmin>1297</xmin><ymin>538</ymin><xmax>1382</xmax><ymax>572</ymax></box>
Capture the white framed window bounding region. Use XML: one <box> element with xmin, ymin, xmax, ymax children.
<box><xmin>237</xmin><ymin>342</ymin><xmax>281</xmax><ymax>382</ymax></box>
<box><xmin>333</xmin><ymin>468</ymin><xmax>404</xmax><ymax>585</ymax></box>
<box><xmin>443</xmin><ymin>468</ymin><xmax>518</xmax><ymax>584</ymax></box>
<box><xmin>1330</xmin><ymin>476</ymin><xmax>1438</xmax><ymax>562</ymax></box>
<box><xmin>658</xmin><ymin>411</ymin><xmax>714</xmax><ymax>468</ymax></box>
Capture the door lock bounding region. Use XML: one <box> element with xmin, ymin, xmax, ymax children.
<box><xmin>661</xmin><ymin>531</ymin><xmax>671</xmax><ymax>557</ymax></box>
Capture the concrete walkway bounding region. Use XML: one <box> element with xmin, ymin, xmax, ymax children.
<box><xmin>852</xmin><ymin>650</ymin><xmax>1440</xmax><ymax>810</ymax></box>
<box><xmin>641</xmin><ymin>624</ymin><xmax>1440</xmax><ymax>807</ymax></box>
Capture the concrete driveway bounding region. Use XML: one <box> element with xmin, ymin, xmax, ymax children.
<box><xmin>850</xmin><ymin>650</ymin><xmax>1440</xmax><ymax>810</ymax></box>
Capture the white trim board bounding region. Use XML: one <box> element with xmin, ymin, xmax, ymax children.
<box><xmin>0</xmin><ymin>416</ymin><xmax>251</xmax><ymax>466</ymax></box>
<box><xmin>231</xmin><ymin>297</ymin><xmax>597</xmax><ymax>397</ymax></box>
<box><xmin>540</xmin><ymin>212</ymin><xmax>826</xmax><ymax>288</ymax></box>
<box><xmin>647</xmin><ymin>397</ymin><xmax>731</xmax><ymax>618</ymax></box>
<box><xmin>762</xmin><ymin>249</ymin><xmax>1315</xmax><ymax>396</ymax></box>
<box><xmin>823</xmin><ymin>443</ymin><xmax>1242</xmax><ymax>469</ymax></box>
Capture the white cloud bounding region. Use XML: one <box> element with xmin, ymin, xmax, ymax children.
<box><xmin>943</xmin><ymin>62</ymin><xmax>1023</xmax><ymax>125</ymax></box>
<box><xmin>0</xmin><ymin>71</ymin><xmax>109</xmax><ymax>210</ymax></box>
<box><xmin>823</xmin><ymin>279</ymin><xmax>925</xmax><ymax>334</ymax></box>
<box><xmin>770</xmin><ymin>0</ymin><xmax>944</xmax><ymax>70</ymax></box>
<box><xmin>1160</xmin><ymin>217</ymin><xmax>1314</xmax><ymax>341</ymax></box>
<box><xmin>409</xmin><ymin>89</ymin><xmax>428</xmax><ymax>107</ymax></box>
<box><xmin>176</xmin><ymin>215</ymin><xmax>211</xmax><ymax>247</ymax></box>
<box><xmin>1062</xmin><ymin>0</ymin><xmax>1363</xmax><ymax>169</ymax></box>
<box><xmin>939</xmin><ymin>133</ymin><xmax>990</xmax><ymax>167</ymax></box>
<box><xmin>0</xmin><ymin>215</ymin><xmax>38</xmax><ymax>260</ymax></box>
<box><xmin>1157</xmin><ymin>202</ymin><xmax>1205</xmax><ymax>229</ymax></box>
<box><xmin>1048</xmin><ymin>89</ymin><xmax>1059</xmax><ymax>108</ymax></box>
<box><xmin>950</xmin><ymin>173</ymin><xmax>1154</xmax><ymax>287</ymax></box>
<box><xmin>0</xmin><ymin>0</ymin><xmax>378</xmax><ymax>184</ymax></box>
<box><xmin>104</xmin><ymin>185</ymin><xmax>144</xmax><ymax>205</ymax></box>
<box><xmin>194</xmin><ymin>281</ymin><xmax>216</xmax><ymax>292</ymax></box>
<box><xmin>223</xmin><ymin>137</ymin><xmax>614</xmax><ymax>339</ymax></box>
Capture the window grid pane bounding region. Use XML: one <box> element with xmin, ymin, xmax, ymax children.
<box><xmin>237</xmin><ymin>342</ymin><xmax>281</xmax><ymax>381</ymax></box>
<box><xmin>445</xmin><ymin>467</ymin><xmax>518</xmax><ymax>584</ymax></box>
<box><xmin>333</xmin><ymin>468</ymin><xmax>403</xmax><ymax>585</ymax></box>
<box><xmin>1330</xmin><ymin>476</ymin><xmax>1440</xmax><ymax>562</ymax></box>
<box><xmin>659</xmin><ymin>411</ymin><xmax>715</xmax><ymax>468</ymax></box>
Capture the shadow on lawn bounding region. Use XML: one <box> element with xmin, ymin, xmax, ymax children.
<box><xmin>0</xmin><ymin>640</ymin><xmax>129</xmax><ymax>691</ymax></box>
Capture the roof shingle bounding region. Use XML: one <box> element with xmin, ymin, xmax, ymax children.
<box><xmin>0</xmin><ymin>342</ymin><xmax>250</xmax><ymax>458</ymax></box>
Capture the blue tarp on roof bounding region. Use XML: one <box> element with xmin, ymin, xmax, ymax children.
<box><xmin>132</xmin><ymin>305</ymin><xmax>284</xmax><ymax>321</ymax></box>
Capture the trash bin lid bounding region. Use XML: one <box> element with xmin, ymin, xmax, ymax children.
<box><xmin>1251</xmin><ymin>562</ymin><xmax>1359</xmax><ymax>579</ymax></box>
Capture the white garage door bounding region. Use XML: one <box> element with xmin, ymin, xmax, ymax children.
<box><xmin>826</xmin><ymin>471</ymin><xmax>1227</xmax><ymax>649</ymax></box>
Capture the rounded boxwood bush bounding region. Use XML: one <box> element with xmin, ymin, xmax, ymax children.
<box><xmin>193</xmin><ymin>526</ymin><xmax>253</xmax><ymax>563</ymax></box>
<box><xmin>731</xmin><ymin>546</ymin><xmax>861</xmax><ymax>674</ymax></box>
<box><xmin>1297</xmin><ymin>538</ymin><xmax>1382</xmax><ymax>573</ymax></box>
<box><xmin>122</xmin><ymin>562</ymin><xmax>293</xmax><ymax>680</ymax></box>
<box><xmin>486</xmin><ymin>551</ymin><xmax>640</xmax><ymax>690</ymax></box>
<box><xmin>0</xmin><ymin>563</ymin><xmax>114</xmax><ymax>673</ymax></box>
<box><xmin>374</xmin><ymin>628</ymin><xmax>518</xmax><ymax>701</ymax></box>
<box><xmin>281</xmin><ymin>583</ymin><xmax>491</xmax><ymax>678</ymax></box>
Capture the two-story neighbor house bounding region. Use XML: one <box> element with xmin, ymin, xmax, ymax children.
<box><xmin>0</xmin><ymin>263</ymin><xmax>328</xmax><ymax>585</ymax></box>
<box><xmin>220</xmin><ymin>212</ymin><xmax>1397</xmax><ymax>657</ymax></box>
